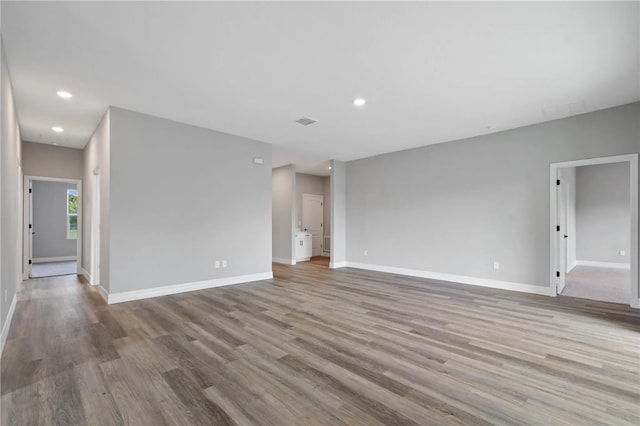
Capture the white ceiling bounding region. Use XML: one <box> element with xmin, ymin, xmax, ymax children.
<box><xmin>2</xmin><ymin>1</ymin><xmax>638</xmax><ymax>175</ymax></box>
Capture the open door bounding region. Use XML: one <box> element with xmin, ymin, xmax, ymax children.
<box><xmin>557</xmin><ymin>175</ymin><xmax>567</xmax><ymax>293</ymax></box>
<box><xmin>22</xmin><ymin>177</ymin><xmax>33</xmax><ymax>279</ymax></box>
<box><xmin>302</xmin><ymin>194</ymin><xmax>323</xmax><ymax>257</ymax></box>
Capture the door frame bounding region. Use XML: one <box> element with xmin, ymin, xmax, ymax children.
<box><xmin>23</xmin><ymin>175</ymin><xmax>83</xmax><ymax>279</ymax></box>
<box><xmin>549</xmin><ymin>154</ymin><xmax>638</xmax><ymax>307</ymax></box>
<box><xmin>302</xmin><ymin>193</ymin><xmax>324</xmax><ymax>256</ymax></box>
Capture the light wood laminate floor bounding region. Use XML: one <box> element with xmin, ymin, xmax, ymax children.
<box><xmin>2</xmin><ymin>262</ymin><xmax>639</xmax><ymax>425</ymax></box>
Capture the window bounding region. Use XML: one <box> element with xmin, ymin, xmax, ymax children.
<box><xmin>67</xmin><ymin>189</ymin><xmax>78</xmax><ymax>239</ymax></box>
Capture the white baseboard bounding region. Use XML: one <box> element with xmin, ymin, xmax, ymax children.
<box><xmin>0</xmin><ymin>293</ymin><xmax>18</xmax><ymax>357</ymax></box>
<box><xmin>632</xmin><ymin>299</ymin><xmax>640</xmax><ymax>309</ymax></box>
<box><xmin>574</xmin><ymin>260</ymin><xmax>630</xmax><ymax>270</ymax></box>
<box><xmin>567</xmin><ymin>260</ymin><xmax>578</xmax><ymax>273</ymax></box>
<box><xmin>105</xmin><ymin>271</ymin><xmax>274</xmax><ymax>304</ymax></box>
<box><xmin>330</xmin><ymin>261</ymin><xmax>347</xmax><ymax>269</ymax></box>
<box><xmin>97</xmin><ymin>285</ymin><xmax>109</xmax><ymax>303</ymax></box>
<box><xmin>345</xmin><ymin>262</ymin><xmax>554</xmax><ymax>296</ymax></box>
<box><xmin>272</xmin><ymin>257</ymin><xmax>296</xmax><ymax>265</ymax></box>
<box><xmin>33</xmin><ymin>256</ymin><xmax>77</xmax><ymax>264</ymax></box>
<box><xmin>79</xmin><ymin>267</ymin><xmax>95</xmax><ymax>285</ymax></box>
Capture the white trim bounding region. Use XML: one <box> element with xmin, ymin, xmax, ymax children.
<box><xmin>105</xmin><ymin>272</ymin><xmax>273</xmax><ymax>304</ymax></box>
<box><xmin>549</xmin><ymin>154</ymin><xmax>638</xmax><ymax>308</ymax></box>
<box><xmin>0</xmin><ymin>293</ymin><xmax>18</xmax><ymax>357</ymax></box>
<box><xmin>345</xmin><ymin>262</ymin><xmax>554</xmax><ymax>296</ymax></box>
<box><xmin>97</xmin><ymin>285</ymin><xmax>109</xmax><ymax>303</ymax></box>
<box><xmin>272</xmin><ymin>257</ymin><xmax>296</xmax><ymax>265</ymax></box>
<box><xmin>573</xmin><ymin>260</ymin><xmax>631</xmax><ymax>270</ymax></box>
<box><xmin>79</xmin><ymin>266</ymin><xmax>95</xmax><ymax>285</ymax></box>
<box><xmin>33</xmin><ymin>256</ymin><xmax>77</xmax><ymax>264</ymax></box>
<box><xmin>330</xmin><ymin>261</ymin><xmax>347</xmax><ymax>269</ymax></box>
<box><xmin>567</xmin><ymin>260</ymin><xmax>578</xmax><ymax>273</ymax></box>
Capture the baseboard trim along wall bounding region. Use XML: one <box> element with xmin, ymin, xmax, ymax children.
<box><xmin>33</xmin><ymin>256</ymin><xmax>77</xmax><ymax>263</ymax></box>
<box><xmin>345</xmin><ymin>262</ymin><xmax>554</xmax><ymax>296</ymax></box>
<box><xmin>272</xmin><ymin>257</ymin><xmax>296</xmax><ymax>265</ymax></box>
<box><xmin>574</xmin><ymin>260</ymin><xmax>631</xmax><ymax>270</ymax></box>
<box><xmin>104</xmin><ymin>272</ymin><xmax>274</xmax><ymax>304</ymax></box>
<box><xmin>330</xmin><ymin>261</ymin><xmax>347</xmax><ymax>269</ymax></box>
<box><xmin>79</xmin><ymin>267</ymin><xmax>95</xmax><ymax>286</ymax></box>
<box><xmin>0</xmin><ymin>293</ymin><xmax>18</xmax><ymax>356</ymax></box>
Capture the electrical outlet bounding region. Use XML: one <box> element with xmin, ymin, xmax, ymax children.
<box><xmin>222</xmin><ymin>260</ymin><xmax>227</xmax><ymax>268</ymax></box>
<box><xmin>493</xmin><ymin>261</ymin><xmax>500</xmax><ymax>270</ymax></box>
<box><xmin>215</xmin><ymin>260</ymin><xmax>220</xmax><ymax>269</ymax></box>
<box><xmin>619</xmin><ymin>250</ymin><xmax>626</xmax><ymax>257</ymax></box>
<box><xmin>364</xmin><ymin>250</ymin><xmax>368</xmax><ymax>256</ymax></box>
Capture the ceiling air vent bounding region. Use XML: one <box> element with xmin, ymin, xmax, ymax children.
<box><xmin>295</xmin><ymin>117</ymin><xmax>318</xmax><ymax>126</ymax></box>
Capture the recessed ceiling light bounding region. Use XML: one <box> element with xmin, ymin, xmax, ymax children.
<box><xmin>328</xmin><ymin>166</ymin><xmax>332</xmax><ymax>170</ymax></box>
<box><xmin>353</xmin><ymin>98</ymin><xmax>366</xmax><ymax>107</ymax></box>
<box><xmin>51</xmin><ymin>126</ymin><xmax>64</xmax><ymax>133</ymax></box>
<box><xmin>56</xmin><ymin>90</ymin><xmax>72</xmax><ymax>99</ymax></box>
<box><xmin>487</xmin><ymin>124</ymin><xmax>497</xmax><ymax>130</ymax></box>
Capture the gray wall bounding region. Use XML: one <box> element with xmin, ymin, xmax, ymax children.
<box><xmin>295</xmin><ymin>173</ymin><xmax>325</xmax><ymax>230</ymax></box>
<box><xmin>323</xmin><ymin>176</ymin><xmax>331</xmax><ymax>238</ymax></box>
<box><xmin>331</xmin><ymin>160</ymin><xmax>346</xmax><ymax>266</ymax></box>
<box><xmin>108</xmin><ymin>107</ymin><xmax>272</xmax><ymax>294</ymax></box>
<box><xmin>346</xmin><ymin>102</ymin><xmax>639</xmax><ymax>289</ymax></box>
<box><xmin>22</xmin><ymin>142</ymin><xmax>84</xmax><ymax>180</ymax></box>
<box><xmin>32</xmin><ymin>181</ymin><xmax>77</xmax><ymax>259</ymax></box>
<box><xmin>272</xmin><ymin>165</ymin><xmax>295</xmax><ymax>262</ymax></box>
<box><xmin>576</xmin><ymin>162</ymin><xmax>631</xmax><ymax>264</ymax></box>
<box><xmin>1</xmin><ymin>39</ymin><xmax>22</xmax><ymax>337</ymax></box>
<box><xmin>83</xmin><ymin>110</ymin><xmax>110</xmax><ymax>290</ymax></box>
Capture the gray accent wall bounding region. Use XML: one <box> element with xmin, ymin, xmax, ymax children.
<box><xmin>272</xmin><ymin>165</ymin><xmax>295</xmax><ymax>262</ymax></box>
<box><xmin>323</xmin><ymin>176</ymin><xmax>331</xmax><ymax>238</ymax></box>
<box><xmin>32</xmin><ymin>181</ymin><xmax>77</xmax><ymax>259</ymax></box>
<box><xmin>346</xmin><ymin>102</ymin><xmax>640</xmax><ymax>289</ymax></box>
<box><xmin>295</xmin><ymin>173</ymin><xmax>325</xmax><ymax>230</ymax></box>
<box><xmin>576</xmin><ymin>162</ymin><xmax>631</xmax><ymax>264</ymax></box>
<box><xmin>83</xmin><ymin>110</ymin><xmax>110</xmax><ymax>290</ymax></box>
<box><xmin>331</xmin><ymin>160</ymin><xmax>346</xmax><ymax>266</ymax></box>
<box><xmin>1</xmin><ymin>39</ymin><xmax>22</xmax><ymax>336</ymax></box>
<box><xmin>108</xmin><ymin>107</ymin><xmax>272</xmax><ymax>294</ymax></box>
<box><xmin>22</xmin><ymin>142</ymin><xmax>84</xmax><ymax>180</ymax></box>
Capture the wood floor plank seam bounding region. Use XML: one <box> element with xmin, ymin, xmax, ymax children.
<box><xmin>1</xmin><ymin>263</ymin><xmax>639</xmax><ymax>425</ymax></box>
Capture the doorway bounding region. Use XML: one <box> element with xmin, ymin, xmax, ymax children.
<box><xmin>23</xmin><ymin>176</ymin><xmax>82</xmax><ymax>279</ymax></box>
<box><xmin>550</xmin><ymin>154</ymin><xmax>638</xmax><ymax>307</ymax></box>
<box><xmin>302</xmin><ymin>194</ymin><xmax>323</xmax><ymax>257</ymax></box>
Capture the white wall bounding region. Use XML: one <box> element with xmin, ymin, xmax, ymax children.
<box><xmin>32</xmin><ymin>180</ymin><xmax>77</xmax><ymax>259</ymax></box>
<box><xmin>108</xmin><ymin>107</ymin><xmax>272</xmax><ymax>295</ymax></box>
<box><xmin>22</xmin><ymin>142</ymin><xmax>84</xmax><ymax>180</ymax></box>
<box><xmin>272</xmin><ymin>165</ymin><xmax>295</xmax><ymax>263</ymax></box>
<box><xmin>1</xmin><ymin>38</ymin><xmax>22</xmax><ymax>342</ymax></box>
<box><xmin>576</xmin><ymin>162</ymin><xmax>631</xmax><ymax>265</ymax></box>
<box><xmin>83</xmin><ymin>110</ymin><xmax>110</xmax><ymax>290</ymax></box>
<box><xmin>345</xmin><ymin>102</ymin><xmax>640</xmax><ymax>290</ymax></box>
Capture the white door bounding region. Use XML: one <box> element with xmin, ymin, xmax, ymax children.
<box><xmin>91</xmin><ymin>172</ymin><xmax>101</xmax><ymax>285</ymax></box>
<box><xmin>557</xmin><ymin>175</ymin><xmax>567</xmax><ymax>293</ymax></box>
<box><xmin>302</xmin><ymin>194</ymin><xmax>323</xmax><ymax>256</ymax></box>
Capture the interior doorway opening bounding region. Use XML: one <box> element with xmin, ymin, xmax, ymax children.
<box><xmin>23</xmin><ymin>176</ymin><xmax>82</xmax><ymax>279</ymax></box>
<box><xmin>550</xmin><ymin>154</ymin><xmax>638</xmax><ymax>307</ymax></box>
